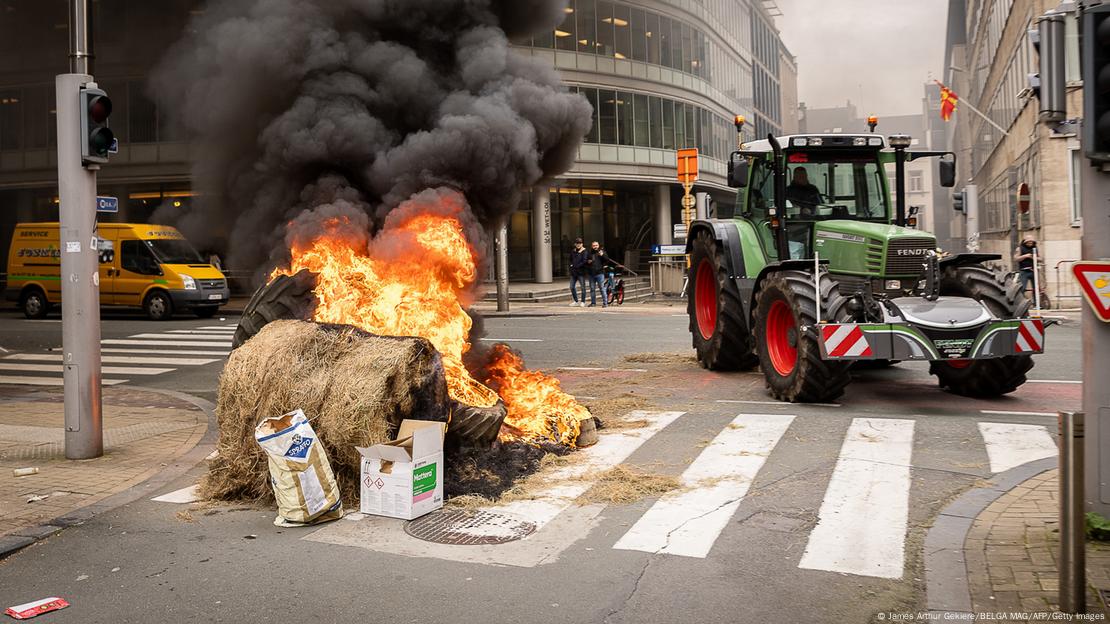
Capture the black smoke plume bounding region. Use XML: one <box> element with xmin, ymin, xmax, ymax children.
<box><xmin>152</xmin><ymin>0</ymin><xmax>591</xmax><ymax>282</ymax></box>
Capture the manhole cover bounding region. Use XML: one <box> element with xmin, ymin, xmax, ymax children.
<box><xmin>404</xmin><ymin>509</ymin><xmax>536</xmax><ymax>545</ymax></box>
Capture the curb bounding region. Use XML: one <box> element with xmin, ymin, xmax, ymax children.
<box><xmin>0</xmin><ymin>388</ymin><xmax>217</xmax><ymax>561</ymax></box>
<box><xmin>923</xmin><ymin>456</ymin><xmax>1058</xmax><ymax>615</ymax></box>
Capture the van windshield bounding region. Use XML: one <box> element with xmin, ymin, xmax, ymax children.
<box><xmin>143</xmin><ymin>239</ymin><xmax>204</xmax><ymax>264</ymax></box>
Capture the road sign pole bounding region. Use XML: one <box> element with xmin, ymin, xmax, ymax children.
<box><xmin>1079</xmin><ymin>158</ymin><xmax>1110</xmax><ymax>517</ymax></box>
<box><xmin>57</xmin><ymin>0</ymin><xmax>102</xmax><ymax>460</ymax></box>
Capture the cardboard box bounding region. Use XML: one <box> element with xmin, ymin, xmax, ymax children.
<box><xmin>357</xmin><ymin>420</ymin><xmax>445</xmax><ymax>520</ymax></box>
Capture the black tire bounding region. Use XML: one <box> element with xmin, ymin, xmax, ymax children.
<box><xmin>687</xmin><ymin>229</ymin><xmax>759</xmax><ymax>370</ymax></box>
<box><xmin>20</xmin><ymin>287</ymin><xmax>49</xmax><ymax>320</ymax></box>
<box><xmin>143</xmin><ymin>290</ymin><xmax>173</xmax><ymax>321</ymax></box>
<box><xmin>194</xmin><ymin>306</ymin><xmax>219</xmax><ymax>319</ymax></box>
<box><xmin>753</xmin><ymin>270</ymin><xmax>852</xmax><ymax>402</ymax></box>
<box><xmin>929</xmin><ymin>265</ymin><xmax>1033</xmax><ymax>397</ymax></box>
<box><xmin>446</xmin><ymin>400</ymin><xmax>508</xmax><ymax>450</ymax></box>
<box><xmin>232</xmin><ymin>269</ymin><xmax>318</xmax><ymax>349</ymax></box>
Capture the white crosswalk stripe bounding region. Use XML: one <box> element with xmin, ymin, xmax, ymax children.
<box><xmin>977</xmin><ymin>422</ymin><xmax>1057</xmax><ymax>473</ymax></box>
<box><xmin>0</xmin><ymin>323</ymin><xmax>237</xmax><ymax>388</ymax></box>
<box><xmin>613</xmin><ymin>413</ymin><xmax>794</xmax><ymax>558</ymax></box>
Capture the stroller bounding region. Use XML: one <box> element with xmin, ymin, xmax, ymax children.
<box><xmin>604</xmin><ymin>266</ymin><xmax>638</xmax><ymax>306</ymax></box>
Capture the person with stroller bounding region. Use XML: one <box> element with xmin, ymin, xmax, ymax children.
<box><xmin>587</xmin><ymin>241</ymin><xmax>618</xmax><ymax>307</ymax></box>
<box><xmin>568</xmin><ymin>237</ymin><xmax>589</xmax><ymax>307</ymax></box>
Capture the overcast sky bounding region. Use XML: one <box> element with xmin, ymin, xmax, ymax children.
<box><xmin>775</xmin><ymin>0</ymin><xmax>949</xmax><ymax>117</ymax></box>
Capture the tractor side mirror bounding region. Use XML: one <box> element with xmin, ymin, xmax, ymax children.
<box><xmin>938</xmin><ymin>159</ymin><xmax>956</xmax><ymax>188</ymax></box>
<box><xmin>727</xmin><ymin>153</ymin><xmax>749</xmax><ymax>188</ymax></box>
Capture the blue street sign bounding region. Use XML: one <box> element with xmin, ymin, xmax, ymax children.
<box><xmin>108</xmin><ymin>138</ymin><xmax>119</xmax><ymax>154</ymax></box>
<box><xmin>96</xmin><ymin>196</ymin><xmax>119</xmax><ymax>213</ymax></box>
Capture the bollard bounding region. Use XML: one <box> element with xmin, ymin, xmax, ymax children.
<box><xmin>1059</xmin><ymin>411</ymin><xmax>1086</xmax><ymax>614</ymax></box>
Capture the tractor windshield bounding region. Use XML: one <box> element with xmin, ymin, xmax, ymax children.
<box><xmin>782</xmin><ymin>150</ymin><xmax>888</xmax><ymax>221</ymax></box>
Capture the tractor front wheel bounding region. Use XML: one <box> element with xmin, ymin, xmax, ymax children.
<box><xmin>754</xmin><ymin>270</ymin><xmax>851</xmax><ymax>402</ymax></box>
<box><xmin>687</xmin><ymin>229</ymin><xmax>758</xmax><ymax>370</ymax></box>
<box><xmin>929</xmin><ymin>265</ymin><xmax>1034</xmax><ymax>396</ymax></box>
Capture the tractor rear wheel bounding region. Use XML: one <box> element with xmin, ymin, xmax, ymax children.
<box><xmin>687</xmin><ymin>229</ymin><xmax>758</xmax><ymax>370</ymax></box>
<box><xmin>929</xmin><ymin>265</ymin><xmax>1034</xmax><ymax>397</ymax></box>
<box><xmin>754</xmin><ymin>270</ymin><xmax>852</xmax><ymax>402</ymax></box>
<box><xmin>232</xmin><ymin>269</ymin><xmax>318</xmax><ymax>349</ymax></box>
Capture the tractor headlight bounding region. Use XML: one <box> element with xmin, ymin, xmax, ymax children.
<box><xmin>885</xmin><ymin>279</ymin><xmax>901</xmax><ymax>290</ymax></box>
<box><xmin>181</xmin><ymin>274</ymin><xmax>197</xmax><ymax>290</ymax></box>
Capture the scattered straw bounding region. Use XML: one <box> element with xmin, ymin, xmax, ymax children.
<box><xmin>582</xmin><ymin>393</ymin><xmax>656</xmax><ymax>423</ymax></box>
<box><xmin>622</xmin><ymin>352</ymin><xmax>697</xmax><ymax>365</ymax></box>
<box><xmin>578</xmin><ymin>464</ymin><xmax>681</xmax><ymax>505</ymax></box>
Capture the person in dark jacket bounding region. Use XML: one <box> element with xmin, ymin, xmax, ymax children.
<box><xmin>568</xmin><ymin>237</ymin><xmax>589</xmax><ymax>307</ymax></box>
<box><xmin>587</xmin><ymin>241</ymin><xmax>618</xmax><ymax>307</ymax></box>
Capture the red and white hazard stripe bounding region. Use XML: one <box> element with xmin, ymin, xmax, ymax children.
<box><xmin>821</xmin><ymin>324</ymin><xmax>873</xmax><ymax>358</ymax></box>
<box><xmin>1015</xmin><ymin>319</ymin><xmax>1044</xmax><ymax>353</ymax></box>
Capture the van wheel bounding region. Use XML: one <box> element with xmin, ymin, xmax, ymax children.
<box><xmin>194</xmin><ymin>306</ymin><xmax>218</xmax><ymax>319</ymax></box>
<box><xmin>143</xmin><ymin>290</ymin><xmax>173</xmax><ymax>321</ymax></box>
<box><xmin>20</xmin><ymin>288</ymin><xmax>49</xmax><ymax>319</ymax></box>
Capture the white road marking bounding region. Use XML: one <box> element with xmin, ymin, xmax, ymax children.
<box><xmin>100</xmin><ymin>347</ymin><xmax>229</xmax><ymax>356</ymax></box>
<box><xmin>1025</xmin><ymin>379</ymin><xmax>1082</xmax><ymax>384</ymax></box>
<box><xmin>128</xmin><ymin>333</ymin><xmax>232</xmax><ymax>341</ymax></box>
<box><xmin>5</xmin><ymin>353</ymin><xmax>219</xmax><ymax>366</ymax></box>
<box><xmin>799</xmin><ymin>418</ymin><xmax>915</xmax><ymax>579</ymax></box>
<box><xmin>489</xmin><ymin>410</ymin><xmax>686</xmax><ymax>528</ymax></box>
<box><xmin>0</xmin><ymin>375</ymin><xmax>128</xmax><ymax>386</ymax></box>
<box><xmin>151</xmin><ymin>485</ymin><xmax>200</xmax><ymax>504</ymax></box>
<box><xmin>979</xmin><ymin>409</ymin><xmax>1057</xmax><ymax>417</ymax></box>
<box><xmin>977</xmin><ymin>422</ymin><xmax>1057</xmax><ymax>474</ymax></box>
<box><xmin>613</xmin><ymin>412</ymin><xmax>795</xmax><ymax>558</ymax></box>
<box><xmin>0</xmin><ymin>362</ymin><xmax>174</xmax><ymax>376</ymax></box>
<box><xmin>479</xmin><ymin>338</ymin><xmax>544</xmax><ymax>343</ymax></box>
<box><xmin>197</xmin><ymin>326</ymin><xmax>238</xmax><ymax>331</ymax></box>
<box><xmin>557</xmin><ymin>367</ymin><xmax>647</xmax><ymax>372</ymax></box>
<box><xmin>102</xmin><ymin>339</ymin><xmax>233</xmax><ymax>348</ymax></box>
<box><xmin>165</xmin><ymin>329</ymin><xmax>236</xmax><ymax>335</ymax></box>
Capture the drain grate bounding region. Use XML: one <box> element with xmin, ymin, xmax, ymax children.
<box><xmin>404</xmin><ymin>509</ymin><xmax>536</xmax><ymax>545</ymax></box>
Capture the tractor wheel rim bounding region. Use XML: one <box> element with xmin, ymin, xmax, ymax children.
<box><xmin>766</xmin><ymin>299</ymin><xmax>798</xmax><ymax>376</ymax></box>
<box><xmin>695</xmin><ymin>260</ymin><xmax>717</xmax><ymax>340</ymax></box>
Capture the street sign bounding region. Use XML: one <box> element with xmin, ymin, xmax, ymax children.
<box><xmin>673</xmin><ymin>223</ymin><xmax>687</xmax><ymax>239</ymax></box>
<box><xmin>1017</xmin><ymin>182</ymin><xmax>1030</xmax><ymax>214</ymax></box>
<box><xmin>652</xmin><ymin>244</ymin><xmax>687</xmax><ymax>256</ymax></box>
<box><xmin>1072</xmin><ymin>261</ymin><xmax>1110</xmax><ymax>322</ymax></box>
<box><xmin>108</xmin><ymin>137</ymin><xmax>118</xmax><ymax>154</ymax></box>
<box><xmin>677</xmin><ymin>148</ymin><xmax>698</xmax><ymax>184</ymax></box>
<box><xmin>95</xmin><ymin>196</ymin><xmax>118</xmax><ymax>213</ymax></box>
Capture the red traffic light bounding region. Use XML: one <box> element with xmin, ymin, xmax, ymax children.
<box><xmin>88</xmin><ymin>95</ymin><xmax>112</xmax><ymax>124</ymax></box>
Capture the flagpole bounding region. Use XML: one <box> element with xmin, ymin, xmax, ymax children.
<box><xmin>935</xmin><ymin>80</ymin><xmax>1010</xmax><ymax>137</ymax></box>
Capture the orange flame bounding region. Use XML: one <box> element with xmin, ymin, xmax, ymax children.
<box><xmin>281</xmin><ymin>192</ymin><xmax>590</xmax><ymax>445</ymax></box>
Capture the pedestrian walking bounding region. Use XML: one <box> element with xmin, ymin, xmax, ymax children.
<box><xmin>569</xmin><ymin>237</ymin><xmax>589</xmax><ymax>307</ymax></box>
<box><xmin>587</xmin><ymin>241</ymin><xmax>617</xmax><ymax>307</ymax></box>
<box><xmin>1013</xmin><ymin>234</ymin><xmax>1037</xmax><ymax>297</ymax></box>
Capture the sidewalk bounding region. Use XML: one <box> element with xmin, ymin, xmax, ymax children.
<box><xmin>0</xmin><ymin>385</ymin><xmax>209</xmax><ymax>550</ymax></box>
<box><xmin>965</xmin><ymin>469</ymin><xmax>1110</xmax><ymax>619</ymax></box>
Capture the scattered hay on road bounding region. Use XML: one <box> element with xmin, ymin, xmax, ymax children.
<box><xmin>582</xmin><ymin>392</ymin><xmax>656</xmax><ymax>424</ymax></box>
<box><xmin>622</xmin><ymin>352</ymin><xmax>696</xmax><ymax>365</ymax></box>
<box><xmin>578</xmin><ymin>464</ymin><xmax>681</xmax><ymax>505</ymax></box>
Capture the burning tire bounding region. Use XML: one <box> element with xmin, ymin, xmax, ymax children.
<box><xmin>754</xmin><ymin>270</ymin><xmax>851</xmax><ymax>402</ymax></box>
<box><xmin>448</xmin><ymin>400</ymin><xmax>508</xmax><ymax>450</ymax></box>
<box><xmin>688</xmin><ymin>229</ymin><xmax>759</xmax><ymax>370</ymax></box>
<box><xmin>232</xmin><ymin>269</ymin><xmax>318</xmax><ymax>349</ymax></box>
<box><xmin>929</xmin><ymin>265</ymin><xmax>1034</xmax><ymax>397</ymax></box>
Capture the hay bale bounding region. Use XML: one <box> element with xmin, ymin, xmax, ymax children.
<box><xmin>203</xmin><ymin>320</ymin><xmax>450</xmax><ymax>505</ymax></box>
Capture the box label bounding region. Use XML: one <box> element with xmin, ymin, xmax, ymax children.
<box><xmin>413</xmin><ymin>463</ymin><xmax>437</xmax><ymax>499</ymax></box>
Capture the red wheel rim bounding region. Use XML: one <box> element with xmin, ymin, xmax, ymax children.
<box><xmin>766</xmin><ymin>299</ymin><xmax>798</xmax><ymax>376</ymax></box>
<box><xmin>695</xmin><ymin>260</ymin><xmax>717</xmax><ymax>339</ymax></box>
<box><xmin>946</xmin><ymin>359</ymin><xmax>972</xmax><ymax>369</ymax></box>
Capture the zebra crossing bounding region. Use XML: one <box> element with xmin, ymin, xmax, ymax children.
<box><xmin>0</xmin><ymin>324</ymin><xmax>236</xmax><ymax>386</ymax></box>
<box><xmin>306</xmin><ymin>409</ymin><xmax>1059</xmax><ymax>575</ymax></box>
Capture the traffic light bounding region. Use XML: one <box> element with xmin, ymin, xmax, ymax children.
<box><xmin>1083</xmin><ymin>5</ymin><xmax>1110</xmax><ymax>162</ymax></box>
<box><xmin>1029</xmin><ymin>11</ymin><xmax>1065</xmax><ymax>124</ymax></box>
<box><xmin>79</xmin><ymin>87</ymin><xmax>113</xmax><ymax>166</ymax></box>
<box><xmin>953</xmin><ymin>190</ymin><xmax>964</xmax><ymax>213</ymax></box>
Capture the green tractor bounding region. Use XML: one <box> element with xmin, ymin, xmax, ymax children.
<box><xmin>686</xmin><ymin>123</ymin><xmax>1043</xmax><ymax>403</ymax></box>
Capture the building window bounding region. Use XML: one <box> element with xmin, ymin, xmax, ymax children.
<box><xmin>1068</xmin><ymin>147</ymin><xmax>1082</xmax><ymax>226</ymax></box>
<box><xmin>555</xmin><ymin>1</ymin><xmax>576</xmax><ymax>51</ymax></box>
<box><xmin>0</xmin><ymin>89</ymin><xmax>23</xmax><ymax>151</ymax></box>
<box><xmin>633</xmin><ymin>93</ymin><xmax>649</xmax><ymax>147</ymax></box>
<box><xmin>596</xmin><ymin>1</ymin><xmax>615</xmax><ymax>57</ymax></box>
<box><xmin>582</xmin><ymin>88</ymin><xmax>600</xmax><ymax>143</ymax></box>
<box><xmin>908</xmin><ymin>171</ymin><xmax>924</xmax><ymax>193</ymax></box>
<box><xmin>612</xmin><ymin>3</ymin><xmax>631</xmax><ymax>59</ymax></box>
<box><xmin>616</xmin><ymin>91</ymin><xmax>633</xmax><ymax>146</ymax></box>
<box><xmin>644</xmin><ymin>11</ymin><xmax>659</xmax><ymax>64</ymax></box>
<box><xmin>648</xmin><ymin>96</ymin><xmax>662</xmax><ymax>149</ymax></box>
<box><xmin>598</xmin><ymin>89</ymin><xmax>617</xmax><ymax>144</ymax></box>
<box><xmin>577</xmin><ymin>0</ymin><xmax>596</xmax><ymax>53</ymax></box>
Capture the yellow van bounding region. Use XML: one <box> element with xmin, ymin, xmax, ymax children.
<box><xmin>6</xmin><ymin>222</ymin><xmax>229</xmax><ymax>320</ymax></box>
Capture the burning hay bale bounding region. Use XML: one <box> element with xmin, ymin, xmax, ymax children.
<box><xmin>204</xmin><ymin>320</ymin><xmax>452</xmax><ymax>504</ymax></box>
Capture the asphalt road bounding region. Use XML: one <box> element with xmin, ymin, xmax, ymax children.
<box><xmin>0</xmin><ymin>301</ymin><xmax>1084</xmax><ymax>623</ymax></box>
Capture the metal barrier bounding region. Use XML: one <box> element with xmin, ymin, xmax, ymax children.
<box><xmin>1055</xmin><ymin>260</ymin><xmax>1084</xmax><ymax>308</ymax></box>
<box><xmin>1059</xmin><ymin>411</ymin><xmax>1086</xmax><ymax>614</ymax></box>
<box><xmin>649</xmin><ymin>259</ymin><xmax>686</xmax><ymax>296</ymax></box>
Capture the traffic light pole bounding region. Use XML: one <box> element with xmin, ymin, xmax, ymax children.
<box><xmin>56</xmin><ymin>0</ymin><xmax>102</xmax><ymax>459</ymax></box>
<box><xmin>1080</xmin><ymin>159</ymin><xmax>1110</xmax><ymax>517</ymax></box>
